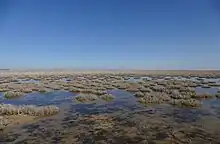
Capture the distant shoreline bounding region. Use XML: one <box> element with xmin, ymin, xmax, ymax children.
<box><xmin>0</xmin><ymin>69</ymin><xmax>220</xmax><ymax>76</ymax></box>
<box><xmin>4</xmin><ymin>68</ymin><xmax>220</xmax><ymax>71</ymax></box>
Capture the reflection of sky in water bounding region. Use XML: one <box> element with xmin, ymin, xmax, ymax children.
<box><xmin>201</xmin><ymin>99</ymin><xmax>220</xmax><ymax>118</ymax></box>
<box><xmin>196</xmin><ymin>87</ymin><xmax>219</xmax><ymax>95</ymax></box>
<box><xmin>127</xmin><ymin>76</ymin><xmax>220</xmax><ymax>84</ymax></box>
<box><xmin>126</xmin><ymin>77</ymin><xmax>152</xmax><ymax>82</ymax></box>
<box><xmin>1</xmin><ymin>78</ymin><xmax>220</xmax><ymax>122</ymax></box>
<box><xmin>17</xmin><ymin>79</ymin><xmax>40</xmax><ymax>84</ymax></box>
<box><xmin>0</xmin><ymin>91</ymin><xmax>75</xmax><ymax>106</ymax></box>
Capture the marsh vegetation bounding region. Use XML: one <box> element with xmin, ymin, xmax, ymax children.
<box><xmin>0</xmin><ymin>70</ymin><xmax>220</xmax><ymax>143</ymax></box>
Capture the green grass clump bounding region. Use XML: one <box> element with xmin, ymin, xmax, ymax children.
<box><xmin>208</xmin><ymin>83</ymin><xmax>220</xmax><ymax>87</ymax></box>
<box><xmin>0</xmin><ymin>88</ymin><xmax>9</xmax><ymax>92</ymax></box>
<box><xmin>0</xmin><ymin>116</ymin><xmax>9</xmax><ymax>131</ymax></box>
<box><xmin>4</xmin><ymin>91</ymin><xmax>24</xmax><ymax>99</ymax></box>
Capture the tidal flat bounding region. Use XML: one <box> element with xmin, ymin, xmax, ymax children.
<box><xmin>1</xmin><ymin>70</ymin><xmax>220</xmax><ymax>143</ymax></box>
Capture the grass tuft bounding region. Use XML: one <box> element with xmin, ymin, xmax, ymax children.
<box><xmin>101</xmin><ymin>94</ymin><xmax>115</xmax><ymax>101</ymax></box>
<box><xmin>75</xmin><ymin>93</ymin><xmax>98</xmax><ymax>102</ymax></box>
<box><xmin>4</xmin><ymin>91</ymin><xmax>24</xmax><ymax>99</ymax></box>
<box><xmin>191</xmin><ymin>93</ymin><xmax>215</xmax><ymax>99</ymax></box>
<box><xmin>170</xmin><ymin>99</ymin><xmax>201</xmax><ymax>108</ymax></box>
<box><xmin>0</xmin><ymin>104</ymin><xmax>59</xmax><ymax>116</ymax></box>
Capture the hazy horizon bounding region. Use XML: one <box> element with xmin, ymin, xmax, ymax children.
<box><xmin>1</xmin><ymin>0</ymin><xmax>220</xmax><ymax>70</ymax></box>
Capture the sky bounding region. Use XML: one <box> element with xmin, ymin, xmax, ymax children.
<box><xmin>0</xmin><ymin>0</ymin><xmax>220</xmax><ymax>70</ymax></box>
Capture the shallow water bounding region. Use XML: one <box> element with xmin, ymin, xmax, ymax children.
<box><xmin>202</xmin><ymin>78</ymin><xmax>220</xmax><ymax>84</ymax></box>
<box><xmin>0</xmin><ymin>91</ymin><xmax>75</xmax><ymax>106</ymax></box>
<box><xmin>128</xmin><ymin>76</ymin><xmax>220</xmax><ymax>84</ymax></box>
<box><xmin>17</xmin><ymin>79</ymin><xmax>40</xmax><ymax>84</ymax></box>
<box><xmin>1</xmin><ymin>81</ymin><xmax>220</xmax><ymax>143</ymax></box>
<box><xmin>196</xmin><ymin>87</ymin><xmax>219</xmax><ymax>95</ymax></box>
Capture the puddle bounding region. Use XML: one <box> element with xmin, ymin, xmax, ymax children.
<box><xmin>196</xmin><ymin>87</ymin><xmax>219</xmax><ymax>95</ymax></box>
<box><xmin>202</xmin><ymin>78</ymin><xmax>220</xmax><ymax>83</ymax></box>
<box><xmin>0</xmin><ymin>91</ymin><xmax>75</xmax><ymax>106</ymax></box>
<box><xmin>201</xmin><ymin>99</ymin><xmax>220</xmax><ymax>118</ymax></box>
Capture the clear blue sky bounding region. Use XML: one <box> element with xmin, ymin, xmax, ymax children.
<box><xmin>0</xmin><ymin>0</ymin><xmax>220</xmax><ymax>70</ymax></box>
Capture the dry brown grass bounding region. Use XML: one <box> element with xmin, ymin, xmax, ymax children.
<box><xmin>134</xmin><ymin>91</ymin><xmax>145</xmax><ymax>97</ymax></box>
<box><xmin>138</xmin><ymin>92</ymin><xmax>171</xmax><ymax>104</ymax></box>
<box><xmin>0</xmin><ymin>104</ymin><xmax>59</xmax><ymax>116</ymax></box>
<box><xmin>75</xmin><ymin>93</ymin><xmax>98</xmax><ymax>102</ymax></box>
<box><xmin>101</xmin><ymin>94</ymin><xmax>115</xmax><ymax>101</ymax></box>
<box><xmin>170</xmin><ymin>99</ymin><xmax>201</xmax><ymax>108</ymax></box>
<box><xmin>192</xmin><ymin>93</ymin><xmax>215</xmax><ymax>99</ymax></box>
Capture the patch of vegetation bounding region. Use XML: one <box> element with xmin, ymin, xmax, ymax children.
<box><xmin>139</xmin><ymin>87</ymin><xmax>152</xmax><ymax>93</ymax></box>
<box><xmin>170</xmin><ymin>90</ymin><xmax>192</xmax><ymax>99</ymax></box>
<box><xmin>170</xmin><ymin>99</ymin><xmax>201</xmax><ymax>108</ymax></box>
<box><xmin>0</xmin><ymin>116</ymin><xmax>9</xmax><ymax>131</ymax></box>
<box><xmin>134</xmin><ymin>91</ymin><xmax>145</xmax><ymax>98</ymax></box>
<box><xmin>126</xmin><ymin>86</ymin><xmax>139</xmax><ymax>92</ymax></box>
<box><xmin>151</xmin><ymin>85</ymin><xmax>167</xmax><ymax>92</ymax></box>
<box><xmin>3</xmin><ymin>91</ymin><xmax>24</xmax><ymax>99</ymax></box>
<box><xmin>101</xmin><ymin>94</ymin><xmax>115</xmax><ymax>101</ymax></box>
<box><xmin>0</xmin><ymin>104</ymin><xmax>59</xmax><ymax>116</ymax></box>
<box><xmin>75</xmin><ymin>93</ymin><xmax>98</xmax><ymax>102</ymax></box>
<box><xmin>191</xmin><ymin>93</ymin><xmax>215</xmax><ymax>99</ymax></box>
